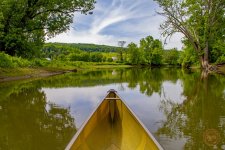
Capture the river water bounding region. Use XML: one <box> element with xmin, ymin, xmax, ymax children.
<box><xmin>0</xmin><ymin>68</ymin><xmax>224</xmax><ymax>150</ymax></box>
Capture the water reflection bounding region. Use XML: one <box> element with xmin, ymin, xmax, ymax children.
<box><xmin>157</xmin><ymin>72</ymin><xmax>225</xmax><ymax>149</ymax></box>
<box><xmin>0</xmin><ymin>68</ymin><xmax>225</xmax><ymax>149</ymax></box>
<box><xmin>0</xmin><ymin>87</ymin><xmax>76</xmax><ymax>150</ymax></box>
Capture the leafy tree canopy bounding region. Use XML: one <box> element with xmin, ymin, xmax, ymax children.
<box><xmin>126</xmin><ymin>36</ymin><xmax>163</xmax><ymax>65</ymax></box>
<box><xmin>154</xmin><ymin>0</ymin><xmax>225</xmax><ymax>69</ymax></box>
<box><xmin>0</xmin><ymin>0</ymin><xmax>95</xmax><ymax>57</ymax></box>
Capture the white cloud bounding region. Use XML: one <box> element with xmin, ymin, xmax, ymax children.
<box><xmin>47</xmin><ymin>0</ymin><xmax>183</xmax><ymax>49</ymax></box>
<box><xmin>47</xmin><ymin>30</ymin><xmax>123</xmax><ymax>46</ymax></box>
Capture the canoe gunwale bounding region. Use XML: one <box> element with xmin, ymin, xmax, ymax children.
<box><xmin>65</xmin><ymin>92</ymin><xmax>109</xmax><ymax>150</ymax></box>
<box><xmin>115</xmin><ymin>92</ymin><xmax>164</xmax><ymax>150</ymax></box>
<box><xmin>65</xmin><ymin>90</ymin><xmax>164</xmax><ymax>150</ymax></box>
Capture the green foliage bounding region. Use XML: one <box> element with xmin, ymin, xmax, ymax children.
<box><xmin>11</xmin><ymin>57</ymin><xmax>31</xmax><ymax>67</ymax></box>
<box><xmin>216</xmin><ymin>56</ymin><xmax>225</xmax><ymax>64</ymax></box>
<box><xmin>68</xmin><ymin>53</ymin><xmax>78</xmax><ymax>61</ymax></box>
<box><xmin>210</xmin><ymin>39</ymin><xmax>225</xmax><ymax>64</ymax></box>
<box><xmin>42</xmin><ymin>43</ymin><xmax>82</xmax><ymax>59</ymax></box>
<box><xmin>30</xmin><ymin>59</ymin><xmax>50</xmax><ymax>67</ymax></box>
<box><xmin>90</xmin><ymin>53</ymin><xmax>103</xmax><ymax>62</ymax></box>
<box><xmin>155</xmin><ymin>0</ymin><xmax>225</xmax><ymax>68</ymax></box>
<box><xmin>43</xmin><ymin>43</ymin><xmax>114</xmax><ymax>63</ymax></box>
<box><xmin>0</xmin><ymin>0</ymin><xmax>95</xmax><ymax>57</ymax></box>
<box><xmin>69</xmin><ymin>43</ymin><xmax>119</xmax><ymax>52</ymax></box>
<box><xmin>117</xmin><ymin>41</ymin><xmax>127</xmax><ymax>62</ymax></box>
<box><xmin>68</xmin><ymin>52</ymin><xmax>104</xmax><ymax>62</ymax></box>
<box><xmin>0</xmin><ymin>52</ymin><xmax>31</xmax><ymax>68</ymax></box>
<box><xmin>116</xmin><ymin>48</ymin><xmax>123</xmax><ymax>62</ymax></box>
<box><xmin>0</xmin><ymin>52</ymin><xmax>15</xmax><ymax>68</ymax></box>
<box><xmin>0</xmin><ymin>52</ymin><xmax>53</xmax><ymax>68</ymax></box>
<box><xmin>140</xmin><ymin>36</ymin><xmax>163</xmax><ymax>65</ymax></box>
<box><xmin>127</xmin><ymin>43</ymin><xmax>142</xmax><ymax>65</ymax></box>
<box><xmin>163</xmin><ymin>49</ymin><xmax>180</xmax><ymax>65</ymax></box>
<box><xmin>44</xmin><ymin>43</ymin><xmax>119</xmax><ymax>53</ymax></box>
<box><xmin>127</xmin><ymin>36</ymin><xmax>163</xmax><ymax>65</ymax></box>
<box><xmin>178</xmin><ymin>47</ymin><xmax>199</xmax><ymax>68</ymax></box>
<box><xmin>42</xmin><ymin>43</ymin><xmax>119</xmax><ymax>63</ymax></box>
<box><xmin>107</xmin><ymin>58</ymin><xmax>113</xmax><ymax>62</ymax></box>
<box><xmin>151</xmin><ymin>39</ymin><xmax>163</xmax><ymax>65</ymax></box>
<box><xmin>151</xmin><ymin>48</ymin><xmax>162</xmax><ymax>65</ymax></box>
<box><xmin>140</xmin><ymin>36</ymin><xmax>154</xmax><ymax>64</ymax></box>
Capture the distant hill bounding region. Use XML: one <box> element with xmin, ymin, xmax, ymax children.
<box><xmin>45</xmin><ymin>43</ymin><xmax>120</xmax><ymax>52</ymax></box>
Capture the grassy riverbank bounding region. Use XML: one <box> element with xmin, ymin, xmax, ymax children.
<box><xmin>0</xmin><ymin>51</ymin><xmax>131</xmax><ymax>80</ymax></box>
<box><xmin>0</xmin><ymin>62</ymin><xmax>131</xmax><ymax>82</ymax></box>
<box><xmin>1</xmin><ymin>61</ymin><xmax>225</xmax><ymax>82</ymax></box>
<box><xmin>0</xmin><ymin>62</ymin><xmax>131</xmax><ymax>76</ymax></box>
<box><xmin>1</xmin><ymin>51</ymin><xmax>224</xmax><ymax>82</ymax></box>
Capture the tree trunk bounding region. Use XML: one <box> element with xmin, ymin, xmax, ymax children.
<box><xmin>201</xmin><ymin>57</ymin><xmax>209</xmax><ymax>70</ymax></box>
<box><xmin>200</xmin><ymin>53</ymin><xmax>209</xmax><ymax>71</ymax></box>
<box><xmin>200</xmin><ymin>41</ymin><xmax>209</xmax><ymax>70</ymax></box>
<box><xmin>199</xmin><ymin>42</ymin><xmax>218</xmax><ymax>72</ymax></box>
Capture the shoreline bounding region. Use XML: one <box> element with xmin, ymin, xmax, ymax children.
<box><xmin>0</xmin><ymin>64</ymin><xmax>224</xmax><ymax>82</ymax></box>
<box><xmin>0</xmin><ymin>68</ymin><xmax>77</xmax><ymax>82</ymax></box>
<box><xmin>0</xmin><ymin>64</ymin><xmax>131</xmax><ymax>82</ymax></box>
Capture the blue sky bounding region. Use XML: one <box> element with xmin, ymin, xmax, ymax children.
<box><xmin>48</xmin><ymin>0</ymin><xmax>183</xmax><ymax>49</ymax></box>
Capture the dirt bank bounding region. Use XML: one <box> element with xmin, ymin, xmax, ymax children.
<box><xmin>0</xmin><ymin>68</ymin><xmax>77</xmax><ymax>82</ymax></box>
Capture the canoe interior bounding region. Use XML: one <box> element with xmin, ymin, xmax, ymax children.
<box><xmin>68</xmin><ymin>92</ymin><xmax>160</xmax><ymax>150</ymax></box>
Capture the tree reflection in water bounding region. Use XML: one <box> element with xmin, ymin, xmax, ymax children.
<box><xmin>0</xmin><ymin>87</ymin><xmax>76</xmax><ymax>150</ymax></box>
<box><xmin>0</xmin><ymin>68</ymin><xmax>225</xmax><ymax>150</ymax></box>
<box><xmin>157</xmin><ymin>72</ymin><xmax>225</xmax><ymax>149</ymax></box>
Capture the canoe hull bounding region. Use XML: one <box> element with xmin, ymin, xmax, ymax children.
<box><xmin>66</xmin><ymin>90</ymin><xmax>163</xmax><ymax>150</ymax></box>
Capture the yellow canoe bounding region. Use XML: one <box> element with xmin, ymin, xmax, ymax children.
<box><xmin>65</xmin><ymin>89</ymin><xmax>163</xmax><ymax>150</ymax></box>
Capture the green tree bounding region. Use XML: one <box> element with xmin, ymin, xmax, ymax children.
<box><xmin>210</xmin><ymin>39</ymin><xmax>225</xmax><ymax>64</ymax></box>
<box><xmin>69</xmin><ymin>53</ymin><xmax>80</xmax><ymax>61</ymax></box>
<box><xmin>107</xmin><ymin>57</ymin><xmax>113</xmax><ymax>62</ymax></box>
<box><xmin>90</xmin><ymin>52</ymin><xmax>103</xmax><ymax>62</ymax></box>
<box><xmin>140</xmin><ymin>36</ymin><xmax>154</xmax><ymax>64</ymax></box>
<box><xmin>80</xmin><ymin>52</ymin><xmax>90</xmax><ymax>62</ymax></box>
<box><xmin>127</xmin><ymin>42</ymin><xmax>142</xmax><ymax>65</ymax></box>
<box><xmin>178</xmin><ymin>43</ymin><xmax>199</xmax><ymax>68</ymax></box>
<box><xmin>0</xmin><ymin>0</ymin><xmax>95</xmax><ymax>57</ymax></box>
<box><xmin>140</xmin><ymin>36</ymin><xmax>163</xmax><ymax>65</ymax></box>
<box><xmin>117</xmin><ymin>41</ymin><xmax>126</xmax><ymax>62</ymax></box>
<box><xmin>163</xmin><ymin>48</ymin><xmax>180</xmax><ymax>65</ymax></box>
<box><xmin>151</xmin><ymin>39</ymin><xmax>163</xmax><ymax>65</ymax></box>
<box><xmin>154</xmin><ymin>0</ymin><xmax>225</xmax><ymax>70</ymax></box>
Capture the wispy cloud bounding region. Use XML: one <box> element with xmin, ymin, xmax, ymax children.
<box><xmin>48</xmin><ymin>0</ymin><xmax>183</xmax><ymax>49</ymax></box>
<box><xmin>89</xmin><ymin>0</ymin><xmax>154</xmax><ymax>35</ymax></box>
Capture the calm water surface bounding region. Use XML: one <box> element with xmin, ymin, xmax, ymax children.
<box><xmin>0</xmin><ymin>68</ymin><xmax>225</xmax><ymax>150</ymax></box>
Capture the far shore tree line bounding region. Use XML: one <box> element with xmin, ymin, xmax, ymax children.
<box><xmin>43</xmin><ymin>41</ymin><xmax>181</xmax><ymax>66</ymax></box>
<box><xmin>40</xmin><ymin>42</ymin><xmax>181</xmax><ymax>65</ymax></box>
<box><xmin>0</xmin><ymin>0</ymin><xmax>224</xmax><ymax>70</ymax></box>
<box><xmin>0</xmin><ymin>40</ymin><xmax>198</xmax><ymax>68</ymax></box>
